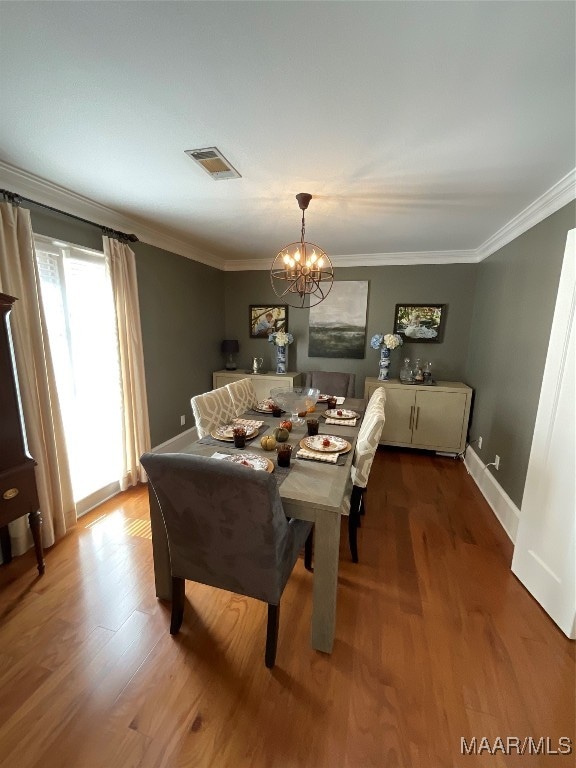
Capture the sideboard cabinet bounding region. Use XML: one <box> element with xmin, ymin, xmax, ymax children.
<box><xmin>364</xmin><ymin>378</ymin><xmax>472</xmax><ymax>454</ymax></box>
<box><xmin>212</xmin><ymin>370</ymin><xmax>303</xmax><ymax>403</ymax></box>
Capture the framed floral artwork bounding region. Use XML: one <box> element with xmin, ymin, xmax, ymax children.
<box><xmin>393</xmin><ymin>304</ymin><xmax>446</xmax><ymax>343</ymax></box>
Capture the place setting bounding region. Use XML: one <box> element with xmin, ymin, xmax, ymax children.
<box><xmin>322</xmin><ymin>407</ymin><xmax>360</xmax><ymax>426</ymax></box>
<box><xmin>297</xmin><ymin>428</ymin><xmax>352</xmax><ymax>465</ymax></box>
<box><xmin>252</xmin><ymin>399</ymin><xmax>284</xmax><ymax>417</ymax></box>
<box><xmin>200</xmin><ymin>418</ymin><xmax>268</xmax><ymax>447</ymax></box>
<box><xmin>210</xmin><ymin>451</ymin><xmax>274</xmax><ymax>473</ymax></box>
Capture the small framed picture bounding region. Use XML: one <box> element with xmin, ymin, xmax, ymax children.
<box><xmin>249</xmin><ymin>305</ymin><xmax>288</xmax><ymax>339</ymax></box>
<box><xmin>393</xmin><ymin>304</ymin><xmax>446</xmax><ymax>343</ymax></box>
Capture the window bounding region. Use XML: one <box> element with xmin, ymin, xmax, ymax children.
<box><xmin>35</xmin><ymin>235</ymin><xmax>123</xmax><ymax>514</ymax></box>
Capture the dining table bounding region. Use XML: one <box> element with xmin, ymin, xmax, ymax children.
<box><xmin>147</xmin><ymin>396</ymin><xmax>365</xmax><ymax>654</ymax></box>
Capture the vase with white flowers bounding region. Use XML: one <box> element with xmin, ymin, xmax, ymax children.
<box><xmin>268</xmin><ymin>330</ymin><xmax>294</xmax><ymax>374</ymax></box>
<box><xmin>370</xmin><ymin>333</ymin><xmax>403</xmax><ymax>381</ymax></box>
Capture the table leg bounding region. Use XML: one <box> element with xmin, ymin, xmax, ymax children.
<box><xmin>310</xmin><ymin>509</ymin><xmax>341</xmax><ymax>653</ymax></box>
<box><xmin>148</xmin><ymin>486</ymin><xmax>172</xmax><ymax>600</ymax></box>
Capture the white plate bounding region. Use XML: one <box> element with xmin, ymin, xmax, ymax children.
<box><xmin>221</xmin><ymin>453</ymin><xmax>273</xmax><ymax>472</ymax></box>
<box><xmin>303</xmin><ymin>434</ymin><xmax>349</xmax><ymax>453</ymax></box>
<box><xmin>213</xmin><ymin>424</ymin><xmax>258</xmax><ymax>440</ymax></box>
<box><xmin>324</xmin><ymin>409</ymin><xmax>359</xmax><ymax>419</ymax></box>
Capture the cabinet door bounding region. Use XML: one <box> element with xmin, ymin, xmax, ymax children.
<box><xmin>380</xmin><ymin>388</ymin><xmax>416</xmax><ymax>445</ymax></box>
<box><xmin>413</xmin><ymin>390</ymin><xmax>467</xmax><ymax>451</ymax></box>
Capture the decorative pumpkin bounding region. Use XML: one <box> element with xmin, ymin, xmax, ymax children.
<box><xmin>273</xmin><ymin>427</ymin><xmax>290</xmax><ymax>443</ymax></box>
<box><xmin>260</xmin><ymin>435</ymin><xmax>277</xmax><ymax>451</ymax></box>
<box><xmin>280</xmin><ymin>419</ymin><xmax>292</xmax><ymax>432</ymax></box>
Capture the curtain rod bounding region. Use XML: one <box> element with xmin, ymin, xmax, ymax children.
<box><xmin>0</xmin><ymin>188</ymin><xmax>139</xmax><ymax>244</ymax></box>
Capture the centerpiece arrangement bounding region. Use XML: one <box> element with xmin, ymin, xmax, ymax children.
<box><xmin>268</xmin><ymin>330</ymin><xmax>294</xmax><ymax>374</ymax></box>
<box><xmin>370</xmin><ymin>332</ymin><xmax>403</xmax><ymax>381</ymax></box>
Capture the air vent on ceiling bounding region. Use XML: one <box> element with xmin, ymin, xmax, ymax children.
<box><xmin>184</xmin><ymin>147</ymin><xmax>241</xmax><ymax>180</ymax></box>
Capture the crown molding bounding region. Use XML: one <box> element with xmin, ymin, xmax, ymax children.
<box><xmin>3</xmin><ymin>161</ymin><xmax>573</xmax><ymax>271</ymax></box>
<box><xmin>223</xmin><ymin>249</ymin><xmax>480</xmax><ymax>271</ymax></box>
<box><xmin>0</xmin><ymin>161</ymin><xmax>226</xmax><ymax>271</ymax></box>
<box><xmin>475</xmin><ymin>168</ymin><xmax>576</xmax><ymax>261</ymax></box>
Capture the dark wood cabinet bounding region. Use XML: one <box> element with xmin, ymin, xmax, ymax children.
<box><xmin>0</xmin><ymin>292</ymin><xmax>44</xmax><ymax>575</ymax></box>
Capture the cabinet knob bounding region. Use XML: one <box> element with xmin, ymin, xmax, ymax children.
<box><xmin>2</xmin><ymin>487</ymin><xmax>19</xmax><ymax>500</ymax></box>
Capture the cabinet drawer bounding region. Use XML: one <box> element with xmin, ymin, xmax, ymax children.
<box><xmin>0</xmin><ymin>464</ymin><xmax>39</xmax><ymax>527</ymax></box>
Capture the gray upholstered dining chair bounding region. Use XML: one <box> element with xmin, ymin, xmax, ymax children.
<box><xmin>191</xmin><ymin>387</ymin><xmax>236</xmax><ymax>438</ymax></box>
<box><xmin>226</xmin><ymin>377</ymin><xmax>258</xmax><ymax>416</ymax></box>
<box><xmin>304</xmin><ymin>371</ymin><xmax>356</xmax><ymax>398</ymax></box>
<box><xmin>346</xmin><ymin>386</ymin><xmax>386</xmax><ymax>563</ymax></box>
<box><xmin>140</xmin><ymin>452</ymin><xmax>313</xmax><ymax>668</ymax></box>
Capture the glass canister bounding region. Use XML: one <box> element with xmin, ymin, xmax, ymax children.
<box><xmin>413</xmin><ymin>358</ymin><xmax>424</xmax><ymax>382</ymax></box>
<box><xmin>399</xmin><ymin>358</ymin><xmax>413</xmax><ymax>383</ymax></box>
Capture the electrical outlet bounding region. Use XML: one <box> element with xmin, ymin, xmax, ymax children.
<box><xmin>478</xmin><ymin>436</ymin><xmax>483</xmax><ymax>449</ymax></box>
<box><xmin>180</xmin><ymin>415</ymin><xmax>186</xmax><ymax>426</ymax></box>
<box><xmin>494</xmin><ymin>455</ymin><xmax>500</xmax><ymax>470</ymax></box>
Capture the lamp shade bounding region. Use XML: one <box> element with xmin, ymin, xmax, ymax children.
<box><xmin>221</xmin><ymin>339</ymin><xmax>239</xmax><ymax>354</ymax></box>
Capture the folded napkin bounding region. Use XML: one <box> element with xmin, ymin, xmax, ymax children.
<box><xmin>325</xmin><ymin>417</ymin><xmax>357</xmax><ymax>426</ymax></box>
<box><xmin>232</xmin><ymin>418</ymin><xmax>264</xmax><ymax>429</ymax></box>
<box><xmin>211</xmin><ymin>452</ymin><xmax>229</xmax><ymax>460</ymax></box>
<box><xmin>335</xmin><ymin>397</ymin><xmax>346</xmax><ymax>405</ymax></box>
<box><xmin>297</xmin><ymin>448</ymin><xmax>339</xmax><ymax>464</ymax></box>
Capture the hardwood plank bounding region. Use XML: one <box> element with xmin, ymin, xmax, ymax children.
<box><xmin>0</xmin><ymin>449</ymin><xmax>573</xmax><ymax>768</ymax></box>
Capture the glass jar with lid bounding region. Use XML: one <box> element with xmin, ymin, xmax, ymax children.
<box><xmin>399</xmin><ymin>358</ymin><xmax>413</xmax><ymax>383</ymax></box>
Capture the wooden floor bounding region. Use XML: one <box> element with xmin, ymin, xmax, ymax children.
<box><xmin>0</xmin><ymin>448</ymin><xmax>573</xmax><ymax>768</ymax></box>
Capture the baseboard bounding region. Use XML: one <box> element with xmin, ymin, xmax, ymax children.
<box><xmin>464</xmin><ymin>447</ymin><xmax>520</xmax><ymax>543</ymax></box>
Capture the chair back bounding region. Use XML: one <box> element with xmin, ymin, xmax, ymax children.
<box><xmin>304</xmin><ymin>371</ymin><xmax>356</xmax><ymax>398</ymax></box>
<box><xmin>191</xmin><ymin>387</ymin><xmax>236</xmax><ymax>438</ymax></box>
<box><xmin>140</xmin><ymin>453</ymin><xmax>312</xmax><ymax>604</ymax></box>
<box><xmin>350</xmin><ymin>387</ymin><xmax>386</xmax><ymax>489</ymax></box>
<box><xmin>226</xmin><ymin>377</ymin><xmax>258</xmax><ymax>416</ymax></box>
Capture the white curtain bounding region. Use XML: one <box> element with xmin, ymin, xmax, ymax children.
<box><xmin>103</xmin><ymin>236</ymin><xmax>151</xmax><ymax>488</ymax></box>
<box><xmin>0</xmin><ymin>202</ymin><xmax>76</xmax><ymax>552</ymax></box>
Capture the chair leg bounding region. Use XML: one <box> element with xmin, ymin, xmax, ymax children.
<box><xmin>304</xmin><ymin>527</ymin><xmax>314</xmax><ymax>571</ymax></box>
<box><xmin>348</xmin><ymin>513</ymin><xmax>359</xmax><ymax>564</ymax></box>
<box><xmin>348</xmin><ymin>485</ymin><xmax>363</xmax><ymax>564</ymax></box>
<box><xmin>266</xmin><ymin>603</ymin><xmax>280</xmax><ymax>668</ymax></box>
<box><xmin>170</xmin><ymin>576</ymin><xmax>185</xmax><ymax>635</ymax></box>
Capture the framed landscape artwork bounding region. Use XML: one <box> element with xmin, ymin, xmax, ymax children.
<box><xmin>393</xmin><ymin>303</ymin><xmax>446</xmax><ymax>343</ymax></box>
<box><xmin>308</xmin><ymin>281</ymin><xmax>368</xmax><ymax>358</ymax></box>
<box><xmin>249</xmin><ymin>305</ymin><xmax>288</xmax><ymax>338</ymax></box>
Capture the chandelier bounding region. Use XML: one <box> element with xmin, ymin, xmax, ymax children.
<box><xmin>270</xmin><ymin>193</ymin><xmax>334</xmax><ymax>308</ymax></box>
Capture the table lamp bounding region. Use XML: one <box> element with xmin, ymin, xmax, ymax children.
<box><xmin>221</xmin><ymin>339</ymin><xmax>239</xmax><ymax>370</ymax></box>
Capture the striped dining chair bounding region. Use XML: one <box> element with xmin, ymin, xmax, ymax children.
<box><xmin>347</xmin><ymin>386</ymin><xmax>386</xmax><ymax>563</ymax></box>
<box><xmin>191</xmin><ymin>387</ymin><xmax>236</xmax><ymax>438</ymax></box>
<box><xmin>226</xmin><ymin>377</ymin><xmax>259</xmax><ymax>417</ymax></box>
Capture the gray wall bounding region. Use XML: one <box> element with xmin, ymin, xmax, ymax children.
<box><xmin>134</xmin><ymin>242</ymin><xmax>224</xmax><ymax>445</ymax></box>
<box><xmin>27</xmin><ymin>198</ymin><xmax>576</xmax><ymax>506</ymax></box>
<box><xmin>465</xmin><ymin>201</ymin><xmax>575</xmax><ymax>507</ymax></box>
<box><xmin>27</xmin><ymin>205</ymin><xmax>225</xmax><ymax>447</ymax></box>
<box><xmin>224</xmin><ymin>264</ymin><xmax>477</xmax><ymax>397</ymax></box>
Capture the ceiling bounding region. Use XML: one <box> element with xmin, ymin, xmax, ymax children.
<box><xmin>0</xmin><ymin>1</ymin><xmax>574</xmax><ymax>269</ymax></box>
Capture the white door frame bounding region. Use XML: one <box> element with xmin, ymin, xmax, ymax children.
<box><xmin>511</xmin><ymin>229</ymin><xmax>575</xmax><ymax>638</ymax></box>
